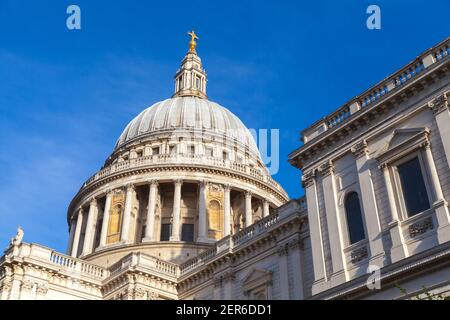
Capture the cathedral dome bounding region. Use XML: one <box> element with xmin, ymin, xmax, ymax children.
<box><xmin>115</xmin><ymin>96</ymin><xmax>259</xmax><ymax>156</ymax></box>
<box><xmin>67</xmin><ymin>32</ymin><xmax>288</xmax><ymax>267</ymax></box>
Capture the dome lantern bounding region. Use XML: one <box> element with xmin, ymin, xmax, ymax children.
<box><xmin>173</xmin><ymin>30</ymin><xmax>207</xmax><ymax>99</ymax></box>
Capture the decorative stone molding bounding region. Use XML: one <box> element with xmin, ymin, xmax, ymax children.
<box><xmin>409</xmin><ymin>217</ymin><xmax>434</xmax><ymax>238</ymax></box>
<box><xmin>301</xmin><ymin>170</ymin><xmax>315</xmax><ymax>188</ymax></box>
<box><xmin>277</xmin><ymin>243</ymin><xmax>289</xmax><ymax>256</ymax></box>
<box><xmin>350</xmin><ymin>246</ymin><xmax>368</xmax><ymax>264</ymax></box>
<box><xmin>351</xmin><ymin>140</ymin><xmax>369</xmax><ymax>159</ymax></box>
<box><xmin>0</xmin><ymin>280</ymin><xmax>12</xmax><ymax>292</ymax></box>
<box><xmin>428</xmin><ymin>93</ymin><xmax>449</xmax><ymax>115</ymax></box>
<box><xmin>288</xmin><ymin>238</ymin><xmax>304</xmax><ymax>251</ymax></box>
<box><xmin>20</xmin><ymin>280</ymin><xmax>34</xmax><ymax>292</ymax></box>
<box><xmin>222</xmin><ymin>270</ymin><xmax>235</xmax><ymax>283</ymax></box>
<box><xmin>36</xmin><ymin>283</ymin><xmax>48</xmax><ymax>295</ymax></box>
<box><xmin>318</xmin><ymin>160</ymin><xmax>334</xmax><ymax>177</ymax></box>
<box><xmin>148</xmin><ymin>179</ymin><xmax>159</xmax><ymax>187</ymax></box>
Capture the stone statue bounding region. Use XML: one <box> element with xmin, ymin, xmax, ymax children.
<box><xmin>10</xmin><ymin>226</ymin><xmax>24</xmax><ymax>246</ymax></box>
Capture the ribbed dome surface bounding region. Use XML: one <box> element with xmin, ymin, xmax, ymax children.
<box><xmin>115</xmin><ymin>96</ymin><xmax>258</xmax><ymax>154</ymax></box>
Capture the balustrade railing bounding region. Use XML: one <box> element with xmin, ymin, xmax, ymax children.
<box><xmin>301</xmin><ymin>37</ymin><xmax>450</xmax><ymax>143</ymax></box>
<box><xmin>81</xmin><ymin>153</ymin><xmax>285</xmax><ymax>195</ymax></box>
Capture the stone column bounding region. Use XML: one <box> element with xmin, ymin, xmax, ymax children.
<box><xmin>424</xmin><ymin>142</ymin><xmax>444</xmax><ymax>201</ymax></box>
<box><xmin>423</xmin><ymin>140</ymin><xmax>450</xmax><ymax>244</ymax></box>
<box><xmin>99</xmin><ymin>190</ymin><xmax>113</xmax><ymax>248</ymax></box>
<box><xmin>224</xmin><ymin>184</ymin><xmax>231</xmax><ymax>236</ymax></box>
<box><xmin>121</xmin><ymin>184</ymin><xmax>135</xmax><ymax>243</ymax></box>
<box><xmin>71</xmin><ymin>207</ymin><xmax>84</xmax><ymax>257</ymax></box>
<box><xmin>351</xmin><ymin>141</ymin><xmax>385</xmax><ymax>267</ymax></box>
<box><xmin>263</xmin><ymin>200</ymin><xmax>270</xmax><ymax>217</ymax></box>
<box><xmin>302</xmin><ymin>171</ymin><xmax>327</xmax><ymax>295</ymax></box>
<box><xmin>278</xmin><ymin>244</ymin><xmax>290</xmax><ymax>299</ymax></box>
<box><xmin>289</xmin><ymin>239</ymin><xmax>304</xmax><ymax>300</ymax></box>
<box><xmin>66</xmin><ymin>218</ymin><xmax>77</xmax><ymax>255</ymax></box>
<box><xmin>319</xmin><ymin>160</ymin><xmax>347</xmax><ymax>286</ymax></box>
<box><xmin>197</xmin><ymin>180</ymin><xmax>207</xmax><ymax>242</ymax></box>
<box><xmin>170</xmin><ymin>179</ymin><xmax>182</xmax><ymax>241</ymax></box>
<box><xmin>245</xmin><ymin>191</ymin><xmax>252</xmax><ymax>227</ymax></box>
<box><xmin>382</xmin><ymin>164</ymin><xmax>408</xmax><ymax>262</ymax></box>
<box><xmin>223</xmin><ymin>271</ymin><xmax>235</xmax><ymax>299</ymax></box>
<box><xmin>143</xmin><ymin>180</ymin><xmax>158</xmax><ymax>242</ymax></box>
<box><xmin>82</xmin><ymin>198</ymin><xmax>98</xmax><ymax>256</ymax></box>
<box><xmin>429</xmin><ymin>93</ymin><xmax>450</xmax><ymax>169</ymax></box>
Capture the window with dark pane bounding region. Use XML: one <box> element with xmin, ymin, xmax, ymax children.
<box><xmin>345</xmin><ymin>192</ymin><xmax>366</xmax><ymax>244</ymax></box>
<box><xmin>397</xmin><ymin>157</ymin><xmax>430</xmax><ymax>216</ymax></box>
<box><xmin>181</xmin><ymin>224</ymin><xmax>194</xmax><ymax>242</ymax></box>
<box><xmin>160</xmin><ymin>223</ymin><xmax>171</xmax><ymax>241</ymax></box>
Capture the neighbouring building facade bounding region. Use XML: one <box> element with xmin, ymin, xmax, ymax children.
<box><xmin>1</xmin><ymin>35</ymin><xmax>449</xmax><ymax>300</ymax></box>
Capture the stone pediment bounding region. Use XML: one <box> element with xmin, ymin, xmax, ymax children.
<box><xmin>242</xmin><ymin>268</ymin><xmax>272</xmax><ymax>292</ymax></box>
<box><xmin>377</xmin><ymin>128</ymin><xmax>429</xmax><ymax>165</ymax></box>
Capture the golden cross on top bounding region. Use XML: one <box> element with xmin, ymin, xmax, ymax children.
<box><xmin>187</xmin><ymin>30</ymin><xmax>199</xmax><ymax>52</ymax></box>
<box><xmin>187</xmin><ymin>30</ymin><xmax>199</xmax><ymax>42</ymax></box>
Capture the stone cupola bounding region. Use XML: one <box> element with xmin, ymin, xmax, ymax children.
<box><xmin>173</xmin><ymin>30</ymin><xmax>207</xmax><ymax>99</ymax></box>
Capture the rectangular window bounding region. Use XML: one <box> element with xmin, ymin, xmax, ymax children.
<box><xmin>169</xmin><ymin>145</ymin><xmax>176</xmax><ymax>155</ymax></box>
<box><xmin>206</xmin><ymin>147</ymin><xmax>214</xmax><ymax>157</ymax></box>
<box><xmin>152</xmin><ymin>147</ymin><xmax>159</xmax><ymax>155</ymax></box>
<box><xmin>160</xmin><ymin>224</ymin><xmax>171</xmax><ymax>241</ymax></box>
<box><xmin>188</xmin><ymin>145</ymin><xmax>195</xmax><ymax>156</ymax></box>
<box><xmin>181</xmin><ymin>224</ymin><xmax>194</xmax><ymax>242</ymax></box>
<box><xmin>196</xmin><ymin>77</ymin><xmax>200</xmax><ymax>89</ymax></box>
<box><xmin>222</xmin><ymin>151</ymin><xmax>228</xmax><ymax>161</ymax></box>
<box><xmin>397</xmin><ymin>157</ymin><xmax>430</xmax><ymax>216</ymax></box>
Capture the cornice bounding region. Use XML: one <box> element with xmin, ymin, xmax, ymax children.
<box><xmin>290</xmin><ymin>57</ymin><xmax>450</xmax><ymax>170</ymax></box>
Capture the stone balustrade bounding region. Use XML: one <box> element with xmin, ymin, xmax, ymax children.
<box><xmin>108</xmin><ymin>252</ymin><xmax>179</xmax><ymax>279</ymax></box>
<box><xmin>4</xmin><ymin>243</ymin><xmax>108</xmax><ymax>282</ymax></box>
<box><xmin>301</xmin><ymin>37</ymin><xmax>450</xmax><ymax>144</ymax></box>
<box><xmin>81</xmin><ymin>152</ymin><xmax>286</xmax><ymax>196</ymax></box>
<box><xmin>4</xmin><ymin>196</ymin><xmax>306</xmax><ymax>283</ymax></box>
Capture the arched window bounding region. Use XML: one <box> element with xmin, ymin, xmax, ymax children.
<box><xmin>345</xmin><ymin>192</ymin><xmax>366</xmax><ymax>244</ymax></box>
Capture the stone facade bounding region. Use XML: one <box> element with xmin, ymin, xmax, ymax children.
<box><xmin>1</xmin><ymin>36</ymin><xmax>450</xmax><ymax>300</ymax></box>
<box><xmin>290</xmin><ymin>36</ymin><xmax>450</xmax><ymax>299</ymax></box>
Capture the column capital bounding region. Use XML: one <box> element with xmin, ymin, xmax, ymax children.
<box><xmin>105</xmin><ymin>188</ymin><xmax>113</xmax><ymax>197</ymax></box>
<box><xmin>421</xmin><ymin>137</ymin><xmax>432</xmax><ymax>150</ymax></box>
<box><xmin>288</xmin><ymin>238</ymin><xmax>304</xmax><ymax>251</ymax></box>
<box><xmin>148</xmin><ymin>179</ymin><xmax>159</xmax><ymax>187</ymax></box>
<box><xmin>351</xmin><ymin>140</ymin><xmax>369</xmax><ymax>159</ymax></box>
<box><xmin>318</xmin><ymin>160</ymin><xmax>334</xmax><ymax>177</ymax></box>
<box><xmin>174</xmin><ymin>178</ymin><xmax>183</xmax><ymax>186</ymax></box>
<box><xmin>89</xmin><ymin>197</ymin><xmax>97</xmax><ymax>206</ymax></box>
<box><xmin>77</xmin><ymin>206</ymin><xmax>84</xmax><ymax>214</ymax></box>
<box><xmin>277</xmin><ymin>244</ymin><xmax>289</xmax><ymax>256</ymax></box>
<box><xmin>245</xmin><ymin>190</ymin><xmax>253</xmax><ymax>197</ymax></box>
<box><xmin>379</xmin><ymin>162</ymin><xmax>389</xmax><ymax>170</ymax></box>
<box><xmin>428</xmin><ymin>93</ymin><xmax>449</xmax><ymax>115</ymax></box>
<box><xmin>301</xmin><ymin>170</ymin><xmax>315</xmax><ymax>188</ymax></box>
<box><xmin>223</xmin><ymin>184</ymin><xmax>231</xmax><ymax>192</ymax></box>
<box><xmin>125</xmin><ymin>183</ymin><xmax>135</xmax><ymax>192</ymax></box>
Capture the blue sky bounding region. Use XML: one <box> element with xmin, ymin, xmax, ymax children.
<box><xmin>0</xmin><ymin>0</ymin><xmax>448</xmax><ymax>252</ymax></box>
